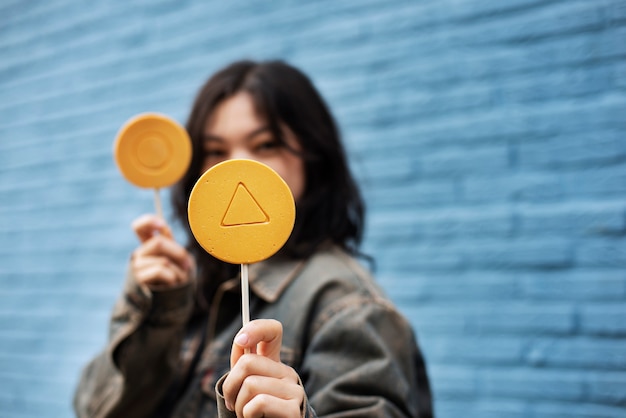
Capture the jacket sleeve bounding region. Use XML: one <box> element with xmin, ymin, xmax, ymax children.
<box><xmin>300</xmin><ymin>294</ymin><xmax>433</xmax><ymax>418</ymax></box>
<box><xmin>73</xmin><ymin>271</ymin><xmax>194</xmax><ymax>418</ymax></box>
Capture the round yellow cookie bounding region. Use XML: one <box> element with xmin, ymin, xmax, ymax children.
<box><xmin>188</xmin><ymin>159</ymin><xmax>296</xmax><ymax>264</ymax></box>
<box><xmin>114</xmin><ymin>113</ymin><xmax>192</xmax><ymax>188</ymax></box>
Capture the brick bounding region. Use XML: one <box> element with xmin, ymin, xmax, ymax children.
<box><xmin>0</xmin><ymin>375</ymin><xmax>73</xmax><ymax>416</ymax></box>
<box><xmin>0</xmin><ymin>353</ymin><xmax>85</xmax><ymax>378</ymax></box>
<box><xmin>0</xmin><ymin>251</ymin><xmax>130</xmax><ymax>276</ymax></box>
<box><xmin>417</xmin><ymin>145</ymin><xmax>510</xmax><ymax>178</ymax></box>
<box><xmin>427</xmin><ymin>365</ymin><xmax>477</xmax><ymax>398</ymax></box>
<box><xmin>581</xmin><ymin>303</ymin><xmax>626</xmax><ymax>336</ymax></box>
<box><xmin>610</xmin><ymin>0</ymin><xmax>626</xmax><ymax>22</ymax></box>
<box><xmin>531</xmin><ymin>401</ymin><xmax>626</xmax><ymax>418</ymax></box>
<box><xmin>426</xmin><ymin>336</ymin><xmax>523</xmax><ymax>365</ymax></box>
<box><xmin>0</xmin><ymin>310</ymin><xmax>109</xmax><ymax>335</ymax></box>
<box><xmin>0</xmin><ymin>397</ymin><xmax>69</xmax><ymax>418</ymax></box>
<box><xmin>367</xmin><ymin>208</ymin><xmax>512</xmax><ymax>243</ymax></box>
<box><xmin>524</xmin><ymin>337</ymin><xmax>626</xmax><ymax>370</ymax></box>
<box><xmin>345</xmin><ymin>83</ymin><xmax>494</xmax><ymax>126</ymax></box>
<box><xmin>576</xmin><ymin>238</ymin><xmax>626</xmax><ymax>268</ymax></box>
<box><xmin>520</xmin><ymin>270</ymin><xmax>626</xmax><ymax>301</ymax></box>
<box><xmin>463</xmin><ymin>238</ymin><xmax>573</xmax><ymax>269</ymax></box>
<box><xmin>365</xmin><ymin>211</ymin><xmax>420</xmax><ymax>244</ymax></box>
<box><xmin>404</xmin><ymin>302</ymin><xmax>576</xmax><ymax>336</ymax></box>
<box><xmin>0</xmin><ymin>288</ymin><xmax>115</xmax><ymax>313</ymax></box>
<box><xmin>466</xmin><ymin>62</ymin><xmax>616</xmax><ymax>108</ymax></box>
<box><xmin>587</xmin><ymin>372</ymin><xmax>626</xmax><ymax>405</ymax></box>
<box><xmin>562</xmin><ymin>166</ymin><xmax>626</xmax><ymax>198</ymax></box>
<box><xmin>462</xmin><ymin>170</ymin><xmax>626</xmax><ymax>205</ymax></box>
<box><xmin>464</xmin><ymin>303</ymin><xmax>576</xmax><ymax>335</ymax></box>
<box><xmin>472</xmin><ymin>401</ymin><xmax>529</xmax><ymax>418</ymax></box>
<box><xmin>364</xmin><ymin>178</ymin><xmax>458</xmax><ymax>210</ymax></box>
<box><xmin>0</xmin><ymin>2</ymin><xmax>71</xmax><ymax>40</ymax></box>
<box><xmin>615</xmin><ymin>61</ymin><xmax>626</xmax><ymax>88</ymax></box>
<box><xmin>462</xmin><ymin>174</ymin><xmax>526</xmax><ymax>203</ymax></box>
<box><xmin>527</xmin><ymin>25</ymin><xmax>626</xmax><ymax>69</ymax></box>
<box><xmin>0</xmin><ymin>332</ymin><xmax>105</xmax><ymax>357</ymax></box>
<box><xmin>444</xmin><ymin>0</ymin><xmax>553</xmax><ymax>22</ymax></box>
<box><xmin>518</xmin><ymin>130</ymin><xmax>626</xmax><ymax>169</ymax></box>
<box><xmin>357</xmin><ymin>155</ymin><xmax>416</xmax><ymax>185</ymax></box>
<box><xmin>438</xmin><ymin>26</ymin><xmax>625</xmax><ymax>87</ymax></box>
<box><xmin>400</xmin><ymin>305</ymin><xmax>467</xmax><ymax>336</ymax></box>
<box><xmin>450</xmin><ymin>1</ymin><xmax>609</xmax><ymax>45</ymax></box>
<box><xmin>381</xmin><ymin>272</ymin><xmax>518</xmax><ymax>303</ymax></box>
<box><xmin>430</xmin><ymin>401</ymin><xmax>476</xmax><ymax>418</ymax></box>
<box><xmin>517</xmin><ymin>201</ymin><xmax>626</xmax><ymax>238</ymax></box>
<box><xmin>482</xmin><ymin>368</ymin><xmax>585</xmax><ymax>401</ymax></box>
<box><xmin>375</xmin><ymin>243</ymin><xmax>465</xmax><ymax>272</ymax></box>
<box><xmin>433</xmin><ymin>400</ymin><xmax>528</xmax><ymax>418</ymax></box>
<box><xmin>350</xmin><ymin>93</ymin><xmax>626</xmax><ymax>153</ymax></box>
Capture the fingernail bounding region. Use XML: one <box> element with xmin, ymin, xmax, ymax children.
<box><xmin>225</xmin><ymin>400</ymin><xmax>233</xmax><ymax>411</ymax></box>
<box><xmin>234</xmin><ymin>333</ymin><xmax>248</xmax><ymax>346</ymax></box>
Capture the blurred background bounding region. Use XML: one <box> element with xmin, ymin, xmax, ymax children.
<box><xmin>1</xmin><ymin>0</ymin><xmax>625</xmax><ymax>417</ymax></box>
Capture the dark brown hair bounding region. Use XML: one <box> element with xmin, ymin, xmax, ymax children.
<box><xmin>171</xmin><ymin>60</ymin><xmax>365</xmax><ymax>300</ymax></box>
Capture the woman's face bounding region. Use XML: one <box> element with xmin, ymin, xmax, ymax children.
<box><xmin>202</xmin><ymin>92</ymin><xmax>306</xmax><ymax>202</ymax></box>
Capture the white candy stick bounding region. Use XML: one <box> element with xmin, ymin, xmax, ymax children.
<box><xmin>241</xmin><ymin>263</ymin><xmax>251</xmax><ymax>354</ymax></box>
<box><xmin>154</xmin><ymin>188</ymin><xmax>164</xmax><ymax>220</ymax></box>
<box><xmin>241</xmin><ymin>263</ymin><xmax>250</xmax><ymax>326</ymax></box>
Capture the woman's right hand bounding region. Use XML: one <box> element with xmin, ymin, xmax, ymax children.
<box><xmin>130</xmin><ymin>214</ymin><xmax>195</xmax><ymax>289</ymax></box>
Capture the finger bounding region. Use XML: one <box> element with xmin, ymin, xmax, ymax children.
<box><xmin>132</xmin><ymin>255</ymin><xmax>187</xmax><ymax>285</ymax></box>
<box><xmin>231</xmin><ymin>319</ymin><xmax>283</xmax><ymax>367</ymax></box>
<box><xmin>134</xmin><ymin>235</ymin><xmax>192</xmax><ymax>272</ymax></box>
<box><xmin>131</xmin><ymin>214</ymin><xmax>173</xmax><ymax>243</ymax></box>
<box><xmin>133</xmin><ymin>258</ymin><xmax>186</xmax><ymax>287</ymax></box>
<box><xmin>234</xmin><ymin>375</ymin><xmax>303</xmax><ymax>418</ymax></box>
<box><xmin>243</xmin><ymin>395</ymin><xmax>302</xmax><ymax>418</ymax></box>
<box><xmin>223</xmin><ymin>355</ymin><xmax>301</xmax><ymax>414</ymax></box>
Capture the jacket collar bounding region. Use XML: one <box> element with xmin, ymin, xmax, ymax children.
<box><xmin>245</xmin><ymin>256</ymin><xmax>308</xmax><ymax>303</ymax></box>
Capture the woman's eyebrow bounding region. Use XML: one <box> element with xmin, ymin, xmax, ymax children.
<box><xmin>245</xmin><ymin>126</ymin><xmax>272</xmax><ymax>141</ymax></box>
<box><xmin>202</xmin><ymin>134</ymin><xmax>224</xmax><ymax>143</ymax></box>
<box><xmin>203</xmin><ymin>126</ymin><xmax>272</xmax><ymax>143</ymax></box>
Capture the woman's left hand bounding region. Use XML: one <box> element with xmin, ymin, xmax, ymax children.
<box><xmin>222</xmin><ymin>319</ymin><xmax>305</xmax><ymax>418</ymax></box>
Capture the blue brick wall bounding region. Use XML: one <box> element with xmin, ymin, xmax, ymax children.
<box><xmin>1</xmin><ymin>1</ymin><xmax>625</xmax><ymax>417</ymax></box>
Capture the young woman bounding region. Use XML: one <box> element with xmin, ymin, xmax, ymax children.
<box><xmin>74</xmin><ymin>60</ymin><xmax>432</xmax><ymax>418</ymax></box>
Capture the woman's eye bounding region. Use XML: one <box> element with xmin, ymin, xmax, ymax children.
<box><xmin>204</xmin><ymin>148</ymin><xmax>226</xmax><ymax>158</ymax></box>
<box><xmin>256</xmin><ymin>140</ymin><xmax>280</xmax><ymax>152</ymax></box>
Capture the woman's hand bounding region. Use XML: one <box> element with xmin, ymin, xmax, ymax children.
<box><xmin>223</xmin><ymin>319</ymin><xmax>305</xmax><ymax>418</ymax></box>
<box><xmin>130</xmin><ymin>214</ymin><xmax>195</xmax><ymax>288</ymax></box>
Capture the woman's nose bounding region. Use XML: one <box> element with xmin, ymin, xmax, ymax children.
<box><xmin>230</xmin><ymin>148</ymin><xmax>254</xmax><ymax>161</ymax></box>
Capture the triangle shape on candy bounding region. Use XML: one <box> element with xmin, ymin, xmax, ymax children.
<box><xmin>221</xmin><ymin>182</ymin><xmax>269</xmax><ymax>227</ymax></box>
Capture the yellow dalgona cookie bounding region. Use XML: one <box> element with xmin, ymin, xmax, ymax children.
<box><xmin>188</xmin><ymin>159</ymin><xmax>296</xmax><ymax>264</ymax></box>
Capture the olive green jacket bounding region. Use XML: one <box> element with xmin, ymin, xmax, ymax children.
<box><xmin>74</xmin><ymin>246</ymin><xmax>432</xmax><ymax>417</ymax></box>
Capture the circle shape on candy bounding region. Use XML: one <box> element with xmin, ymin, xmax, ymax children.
<box><xmin>114</xmin><ymin>113</ymin><xmax>192</xmax><ymax>188</ymax></box>
<box><xmin>188</xmin><ymin>159</ymin><xmax>296</xmax><ymax>265</ymax></box>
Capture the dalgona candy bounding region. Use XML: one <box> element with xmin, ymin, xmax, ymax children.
<box><xmin>188</xmin><ymin>159</ymin><xmax>295</xmax><ymax>264</ymax></box>
<box><xmin>114</xmin><ymin>113</ymin><xmax>192</xmax><ymax>189</ymax></box>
